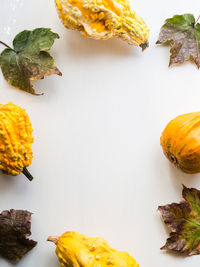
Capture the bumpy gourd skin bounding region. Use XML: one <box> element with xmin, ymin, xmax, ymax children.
<box><xmin>161</xmin><ymin>112</ymin><xmax>200</xmax><ymax>174</ymax></box>
<box><xmin>55</xmin><ymin>0</ymin><xmax>149</xmax><ymax>49</ymax></box>
<box><xmin>0</xmin><ymin>102</ymin><xmax>33</xmax><ymax>176</ymax></box>
<box><xmin>48</xmin><ymin>232</ymin><xmax>139</xmax><ymax>267</ymax></box>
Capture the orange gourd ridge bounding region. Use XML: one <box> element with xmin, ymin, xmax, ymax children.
<box><xmin>161</xmin><ymin>111</ymin><xmax>200</xmax><ymax>174</ymax></box>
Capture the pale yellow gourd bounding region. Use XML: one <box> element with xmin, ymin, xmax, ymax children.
<box><xmin>48</xmin><ymin>231</ymin><xmax>139</xmax><ymax>266</ymax></box>
<box><xmin>55</xmin><ymin>0</ymin><xmax>149</xmax><ymax>49</ymax></box>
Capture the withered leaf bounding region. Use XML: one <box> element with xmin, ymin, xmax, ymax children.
<box><xmin>0</xmin><ymin>28</ymin><xmax>62</xmax><ymax>95</ymax></box>
<box><xmin>156</xmin><ymin>14</ymin><xmax>200</xmax><ymax>68</ymax></box>
<box><xmin>0</xmin><ymin>209</ymin><xmax>37</xmax><ymax>262</ymax></box>
<box><xmin>158</xmin><ymin>185</ymin><xmax>200</xmax><ymax>256</ymax></box>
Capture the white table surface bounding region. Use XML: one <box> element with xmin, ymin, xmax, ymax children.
<box><xmin>1</xmin><ymin>0</ymin><xmax>200</xmax><ymax>266</ymax></box>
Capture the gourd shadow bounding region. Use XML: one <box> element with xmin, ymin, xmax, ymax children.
<box><xmin>169</xmin><ymin>164</ymin><xmax>200</xmax><ymax>191</ymax></box>
<box><xmin>0</xmin><ymin>173</ymin><xmax>15</xmax><ymax>190</ymax></box>
<box><xmin>64</xmin><ymin>31</ymin><xmax>138</xmax><ymax>58</ymax></box>
<box><xmin>44</xmin><ymin>255</ymin><xmax>61</xmax><ymax>267</ymax></box>
<box><xmin>0</xmin><ymin>172</ymin><xmax>30</xmax><ymax>195</ymax></box>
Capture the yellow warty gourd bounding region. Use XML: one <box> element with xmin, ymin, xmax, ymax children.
<box><xmin>55</xmin><ymin>0</ymin><xmax>149</xmax><ymax>49</ymax></box>
<box><xmin>0</xmin><ymin>102</ymin><xmax>34</xmax><ymax>180</ymax></box>
<box><xmin>48</xmin><ymin>231</ymin><xmax>139</xmax><ymax>267</ymax></box>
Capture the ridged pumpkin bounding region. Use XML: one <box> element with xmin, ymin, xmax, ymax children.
<box><xmin>161</xmin><ymin>112</ymin><xmax>200</xmax><ymax>174</ymax></box>
<box><xmin>0</xmin><ymin>102</ymin><xmax>34</xmax><ymax>180</ymax></box>
<box><xmin>48</xmin><ymin>231</ymin><xmax>139</xmax><ymax>267</ymax></box>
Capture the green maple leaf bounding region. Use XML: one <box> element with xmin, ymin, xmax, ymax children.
<box><xmin>0</xmin><ymin>28</ymin><xmax>62</xmax><ymax>95</ymax></box>
<box><xmin>0</xmin><ymin>209</ymin><xmax>37</xmax><ymax>262</ymax></box>
<box><xmin>156</xmin><ymin>14</ymin><xmax>200</xmax><ymax>68</ymax></box>
<box><xmin>158</xmin><ymin>185</ymin><xmax>200</xmax><ymax>256</ymax></box>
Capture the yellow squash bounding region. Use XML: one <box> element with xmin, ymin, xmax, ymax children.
<box><xmin>161</xmin><ymin>112</ymin><xmax>200</xmax><ymax>174</ymax></box>
<box><xmin>55</xmin><ymin>0</ymin><xmax>149</xmax><ymax>50</ymax></box>
<box><xmin>0</xmin><ymin>102</ymin><xmax>34</xmax><ymax>180</ymax></box>
<box><xmin>48</xmin><ymin>231</ymin><xmax>139</xmax><ymax>266</ymax></box>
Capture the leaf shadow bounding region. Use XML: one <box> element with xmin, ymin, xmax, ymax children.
<box><xmin>168</xmin><ymin>164</ymin><xmax>200</xmax><ymax>192</ymax></box>
<box><xmin>161</xmin><ymin>249</ymin><xmax>193</xmax><ymax>259</ymax></box>
<box><xmin>0</xmin><ymin>248</ymin><xmax>36</xmax><ymax>266</ymax></box>
<box><xmin>32</xmin><ymin>75</ymin><xmax>61</xmax><ymax>98</ymax></box>
<box><xmin>63</xmin><ymin>30</ymin><xmax>138</xmax><ymax>59</ymax></box>
<box><xmin>0</xmin><ymin>172</ymin><xmax>31</xmax><ymax>196</ymax></box>
<box><xmin>0</xmin><ymin>172</ymin><xmax>16</xmax><ymax>190</ymax></box>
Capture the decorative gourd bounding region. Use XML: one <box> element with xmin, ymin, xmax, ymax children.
<box><xmin>48</xmin><ymin>231</ymin><xmax>139</xmax><ymax>267</ymax></box>
<box><xmin>161</xmin><ymin>112</ymin><xmax>200</xmax><ymax>174</ymax></box>
<box><xmin>55</xmin><ymin>0</ymin><xmax>149</xmax><ymax>50</ymax></box>
<box><xmin>0</xmin><ymin>102</ymin><xmax>34</xmax><ymax>180</ymax></box>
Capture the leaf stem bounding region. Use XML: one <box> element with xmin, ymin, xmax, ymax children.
<box><xmin>0</xmin><ymin>41</ymin><xmax>12</xmax><ymax>49</ymax></box>
<box><xmin>196</xmin><ymin>15</ymin><xmax>200</xmax><ymax>24</ymax></box>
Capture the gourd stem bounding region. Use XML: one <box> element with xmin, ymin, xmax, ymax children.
<box><xmin>166</xmin><ymin>152</ymin><xmax>178</xmax><ymax>167</ymax></box>
<box><xmin>0</xmin><ymin>41</ymin><xmax>12</xmax><ymax>49</ymax></box>
<box><xmin>47</xmin><ymin>236</ymin><xmax>59</xmax><ymax>244</ymax></box>
<box><xmin>140</xmin><ymin>41</ymin><xmax>149</xmax><ymax>51</ymax></box>
<box><xmin>22</xmin><ymin>167</ymin><xmax>34</xmax><ymax>181</ymax></box>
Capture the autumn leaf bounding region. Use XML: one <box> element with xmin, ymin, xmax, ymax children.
<box><xmin>156</xmin><ymin>14</ymin><xmax>200</xmax><ymax>68</ymax></box>
<box><xmin>0</xmin><ymin>28</ymin><xmax>62</xmax><ymax>95</ymax></box>
<box><xmin>0</xmin><ymin>209</ymin><xmax>37</xmax><ymax>261</ymax></box>
<box><xmin>158</xmin><ymin>185</ymin><xmax>200</xmax><ymax>256</ymax></box>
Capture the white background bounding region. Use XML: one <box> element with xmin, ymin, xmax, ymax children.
<box><xmin>1</xmin><ymin>0</ymin><xmax>200</xmax><ymax>266</ymax></box>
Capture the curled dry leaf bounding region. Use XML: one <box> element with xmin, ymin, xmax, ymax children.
<box><xmin>0</xmin><ymin>209</ymin><xmax>37</xmax><ymax>262</ymax></box>
<box><xmin>156</xmin><ymin>14</ymin><xmax>200</xmax><ymax>68</ymax></box>
<box><xmin>0</xmin><ymin>28</ymin><xmax>62</xmax><ymax>95</ymax></box>
<box><xmin>158</xmin><ymin>185</ymin><xmax>200</xmax><ymax>256</ymax></box>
